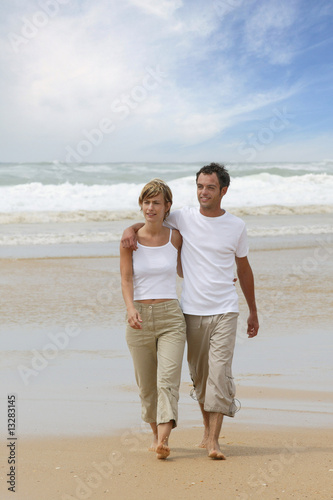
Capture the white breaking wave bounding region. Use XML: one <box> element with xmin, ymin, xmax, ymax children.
<box><xmin>1</xmin><ymin>172</ymin><xmax>333</xmax><ymax>215</ymax></box>
<box><xmin>1</xmin><ymin>224</ymin><xmax>332</xmax><ymax>246</ymax></box>
<box><xmin>2</xmin><ymin>163</ymin><xmax>332</xmax><ymax>249</ymax></box>
<box><xmin>224</xmin><ymin>173</ymin><xmax>333</xmax><ymax>208</ymax></box>
<box><xmin>0</xmin><ymin>232</ymin><xmax>122</xmax><ymax>246</ymax></box>
<box><xmin>0</xmin><ymin>210</ymin><xmax>140</xmax><ymax>224</ymax></box>
<box><xmin>1</xmin><ymin>205</ymin><xmax>333</xmax><ymax>225</ymax></box>
<box><xmin>248</xmin><ymin>225</ymin><xmax>333</xmax><ymax>237</ymax></box>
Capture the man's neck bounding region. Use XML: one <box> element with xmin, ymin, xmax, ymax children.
<box><xmin>199</xmin><ymin>207</ymin><xmax>226</xmax><ymax>218</ymax></box>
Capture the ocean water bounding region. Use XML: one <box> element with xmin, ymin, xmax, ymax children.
<box><xmin>1</xmin><ymin>161</ymin><xmax>332</xmax><ymax>248</ymax></box>
<box><xmin>1</xmin><ymin>163</ymin><xmax>332</xmax><ymax>435</ymax></box>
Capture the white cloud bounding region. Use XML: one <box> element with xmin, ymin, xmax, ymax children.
<box><xmin>243</xmin><ymin>0</ymin><xmax>299</xmax><ymax>64</ymax></box>
<box><xmin>128</xmin><ymin>0</ymin><xmax>182</xmax><ymax>18</ymax></box>
<box><xmin>0</xmin><ymin>0</ymin><xmax>332</xmax><ymax>162</ymax></box>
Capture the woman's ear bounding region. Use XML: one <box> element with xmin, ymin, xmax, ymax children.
<box><xmin>164</xmin><ymin>202</ymin><xmax>171</xmax><ymax>219</ymax></box>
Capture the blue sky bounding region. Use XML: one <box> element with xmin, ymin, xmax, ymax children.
<box><xmin>1</xmin><ymin>0</ymin><xmax>333</xmax><ymax>163</ymax></box>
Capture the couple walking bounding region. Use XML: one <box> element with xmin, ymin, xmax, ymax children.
<box><xmin>120</xmin><ymin>163</ymin><xmax>259</xmax><ymax>460</ymax></box>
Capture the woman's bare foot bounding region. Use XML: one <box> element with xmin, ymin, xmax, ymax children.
<box><xmin>148</xmin><ymin>434</ymin><xmax>158</xmax><ymax>452</ymax></box>
<box><xmin>156</xmin><ymin>443</ymin><xmax>170</xmax><ymax>459</ymax></box>
<box><xmin>148</xmin><ymin>424</ymin><xmax>158</xmax><ymax>452</ymax></box>
<box><xmin>155</xmin><ymin>421</ymin><xmax>173</xmax><ymax>459</ymax></box>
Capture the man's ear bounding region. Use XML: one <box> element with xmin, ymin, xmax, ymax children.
<box><xmin>221</xmin><ymin>186</ymin><xmax>228</xmax><ymax>197</ymax></box>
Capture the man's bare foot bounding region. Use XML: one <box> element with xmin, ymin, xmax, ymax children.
<box><xmin>156</xmin><ymin>443</ymin><xmax>170</xmax><ymax>459</ymax></box>
<box><xmin>208</xmin><ymin>449</ymin><xmax>226</xmax><ymax>460</ymax></box>
<box><xmin>197</xmin><ymin>438</ymin><xmax>208</xmax><ymax>448</ymax></box>
<box><xmin>197</xmin><ymin>429</ymin><xmax>209</xmax><ymax>448</ymax></box>
<box><xmin>207</xmin><ymin>443</ymin><xmax>226</xmax><ymax>460</ymax></box>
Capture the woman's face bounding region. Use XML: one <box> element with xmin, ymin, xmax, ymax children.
<box><xmin>141</xmin><ymin>193</ymin><xmax>170</xmax><ymax>223</ymax></box>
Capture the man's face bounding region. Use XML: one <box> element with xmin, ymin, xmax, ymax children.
<box><xmin>196</xmin><ymin>173</ymin><xmax>226</xmax><ymax>211</ymax></box>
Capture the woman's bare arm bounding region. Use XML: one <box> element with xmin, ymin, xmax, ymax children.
<box><xmin>120</xmin><ymin>244</ymin><xmax>142</xmax><ymax>329</ymax></box>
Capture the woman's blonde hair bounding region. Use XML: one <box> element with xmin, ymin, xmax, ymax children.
<box><xmin>138</xmin><ymin>178</ymin><xmax>173</xmax><ymax>220</ymax></box>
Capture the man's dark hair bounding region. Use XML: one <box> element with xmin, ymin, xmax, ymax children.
<box><xmin>196</xmin><ymin>163</ymin><xmax>230</xmax><ymax>190</ymax></box>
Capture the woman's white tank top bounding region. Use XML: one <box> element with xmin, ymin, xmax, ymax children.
<box><xmin>133</xmin><ymin>229</ymin><xmax>178</xmax><ymax>300</ymax></box>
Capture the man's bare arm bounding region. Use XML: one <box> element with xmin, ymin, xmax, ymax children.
<box><xmin>235</xmin><ymin>256</ymin><xmax>259</xmax><ymax>338</ymax></box>
<box><xmin>171</xmin><ymin>230</ymin><xmax>183</xmax><ymax>278</ymax></box>
<box><xmin>121</xmin><ymin>222</ymin><xmax>144</xmax><ymax>250</ymax></box>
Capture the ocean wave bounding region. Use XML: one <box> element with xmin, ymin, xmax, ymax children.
<box><xmin>248</xmin><ymin>224</ymin><xmax>333</xmax><ymax>237</ymax></box>
<box><xmin>0</xmin><ymin>210</ymin><xmax>140</xmax><ymax>224</ymax></box>
<box><xmin>1</xmin><ymin>172</ymin><xmax>333</xmax><ymax>214</ymax></box>
<box><xmin>1</xmin><ymin>205</ymin><xmax>333</xmax><ymax>225</ymax></box>
<box><xmin>0</xmin><ymin>231</ymin><xmax>122</xmax><ymax>246</ymax></box>
<box><xmin>224</xmin><ymin>173</ymin><xmax>333</xmax><ymax>208</ymax></box>
<box><xmin>230</xmin><ymin>205</ymin><xmax>333</xmax><ymax>216</ymax></box>
<box><xmin>1</xmin><ymin>221</ymin><xmax>332</xmax><ymax>246</ymax></box>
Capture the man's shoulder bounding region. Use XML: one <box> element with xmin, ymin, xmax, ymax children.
<box><xmin>171</xmin><ymin>206</ymin><xmax>198</xmax><ymax>218</ymax></box>
<box><xmin>176</xmin><ymin>205</ymin><xmax>196</xmax><ymax>212</ymax></box>
<box><xmin>225</xmin><ymin>211</ymin><xmax>246</xmax><ymax>228</ymax></box>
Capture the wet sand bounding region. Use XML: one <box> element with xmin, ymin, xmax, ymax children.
<box><xmin>0</xmin><ymin>226</ymin><xmax>333</xmax><ymax>499</ymax></box>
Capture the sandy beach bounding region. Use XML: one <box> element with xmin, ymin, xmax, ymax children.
<box><xmin>1</xmin><ymin>426</ymin><xmax>333</xmax><ymax>500</ymax></box>
<box><xmin>0</xmin><ymin>215</ymin><xmax>333</xmax><ymax>499</ymax></box>
<box><xmin>1</xmin><ymin>0</ymin><xmax>333</xmax><ymax>492</ymax></box>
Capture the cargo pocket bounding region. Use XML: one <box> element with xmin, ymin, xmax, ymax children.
<box><xmin>226</xmin><ymin>368</ymin><xmax>237</xmax><ymax>417</ymax></box>
<box><xmin>226</xmin><ymin>368</ymin><xmax>236</xmax><ymax>399</ymax></box>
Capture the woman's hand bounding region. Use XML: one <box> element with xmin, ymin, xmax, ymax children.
<box><xmin>127</xmin><ymin>308</ymin><xmax>143</xmax><ymax>329</ymax></box>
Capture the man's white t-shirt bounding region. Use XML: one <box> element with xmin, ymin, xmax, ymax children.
<box><xmin>166</xmin><ymin>206</ymin><xmax>248</xmax><ymax>315</ymax></box>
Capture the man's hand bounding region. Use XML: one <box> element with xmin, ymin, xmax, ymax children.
<box><xmin>247</xmin><ymin>311</ymin><xmax>259</xmax><ymax>338</ymax></box>
<box><xmin>121</xmin><ymin>227</ymin><xmax>138</xmax><ymax>250</ymax></box>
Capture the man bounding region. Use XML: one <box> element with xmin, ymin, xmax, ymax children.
<box><xmin>121</xmin><ymin>163</ymin><xmax>259</xmax><ymax>460</ymax></box>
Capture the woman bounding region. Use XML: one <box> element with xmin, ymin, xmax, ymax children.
<box><xmin>120</xmin><ymin>179</ymin><xmax>186</xmax><ymax>460</ymax></box>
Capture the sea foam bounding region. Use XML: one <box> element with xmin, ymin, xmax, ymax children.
<box><xmin>1</xmin><ymin>172</ymin><xmax>333</xmax><ymax>215</ymax></box>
